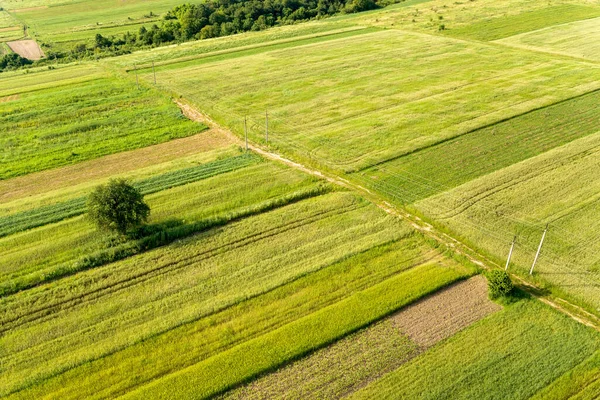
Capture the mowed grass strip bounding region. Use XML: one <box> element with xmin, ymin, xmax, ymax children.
<box><xmin>445</xmin><ymin>4</ymin><xmax>600</xmax><ymax>41</ymax></box>
<box><xmin>6</xmin><ymin>237</ymin><xmax>443</xmax><ymax>399</ymax></box>
<box><xmin>152</xmin><ymin>29</ymin><xmax>600</xmax><ymax>171</ymax></box>
<box><xmin>350</xmin><ymin>298</ymin><xmax>600</xmax><ymax>400</ymax></box>
<box><xmin>123</xmin><ymin>261</ymin><xmax>470</xmax><ymax>400</ymax></box>
<box><xmin>0</xmin><ymin>161</ymin><xmax>320</xmax><ymax>296</ymax></box>
<box><xmin>415</xmin><ymin>132</ymin><xmax>600</xmax><ymax>312</ymax></box>
<box><xmin>0</xmin><ymin>72</ymin><xmax>203</xmax><ymax>179</ymax></box>
<box><xmin>0</xmin><ymin>153</ymin><xmax>261</xmax><ymax>237</ymax></box>
<box><xmin>354</xmin><ymin>89</ymin><xmax>600</xmax><ymax>204</ymax></box>
<box><xmin>1</xmin><ymin>192</ymin><xmax>405</xmax><ymax>396</ymax></box>
<box><xmin>497</xmin><ymin>16</ymin><xmax>600</xmax><ymax>62</ymax></box>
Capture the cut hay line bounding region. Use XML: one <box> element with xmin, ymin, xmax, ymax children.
<box><xmin>12</xmin><ymin>6</ymin><xmax>48</xmax><ymax>12</ymax></box>
<box><xmin>0</xmin><ymin>94</ymin><xmax>18</xmax><ymax>102</ymax></box>
<box><xmin>221</xmin><ymin>276</ymin><xmax>498</xmax><ymax>399</ymax></box>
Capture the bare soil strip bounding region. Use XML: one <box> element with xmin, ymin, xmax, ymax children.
<box><xmin>0</xmin><ymin>129</ymin><xmax>232</xmax><ymax>203</ymax></box>
<box><xmin>221</xmin><ymin>276</ymin><xmax>498</xmax><ymax>399</ymax></box>
<box><xmin>391</xmin><ymin>275</ymin><xmax>501</xmax><ymax>347</ymax></box>
<box><xmin>7</xmin><ymin>39</ymin><xmax>44</xmax><ymax>60</ymax></box>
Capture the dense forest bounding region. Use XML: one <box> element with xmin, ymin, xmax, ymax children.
<box><xmin>72</xmin><ymin>0</ymin><xmax>389</xmax><ymax>58</ymax></box>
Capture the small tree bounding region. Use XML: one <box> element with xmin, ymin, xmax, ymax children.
<box><xmin>87</xmin><ymin>179</ymin><xmax>150</xmax><ymax>235</ymax></box>
<box><xmin>486</xmin><ymin>270</ymin><xmax>514</xmax><ymax>299</ymax></box>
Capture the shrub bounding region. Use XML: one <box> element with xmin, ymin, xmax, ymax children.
<box><xmin>87</xmin><ymin>179</ymin><xmax>150</xmax><ymax>235</ymax></box>
<box><xmin>486</xmin><ymin>270</ymin><xmax>514</xmax><ymax>299</ymax></box>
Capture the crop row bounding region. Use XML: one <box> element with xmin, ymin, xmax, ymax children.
<box><xmin>1</xmin><ymin>192</ymin><xmax>405</xmax><ymax>396</ymax></box>
<box><xmin>6</xmin><ymin>236</ymin><xmax>442</xmax><ymax>399</ymax></box>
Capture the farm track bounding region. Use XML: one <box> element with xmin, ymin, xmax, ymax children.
<box><xmin>175</xmin><ymin>100</ymin><xmax>600</xmax><ymax>333</ymax></box>
<box><xmin>1</xmin><ymin>201</ymin><xmax>359</xmax><ymax>332</ymax></box>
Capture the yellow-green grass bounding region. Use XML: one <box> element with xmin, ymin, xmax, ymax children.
<box><xmin>356</xmin><ymin>0</ymin><xmax>599</xmax><ymax>38</ymax></box>
<box><xmin>1</xmin><ymin>192</ymin><xmax>407</xmax><ymax>396</ymax></box>
<box><xmin>443</xmin><ymin>4</ymin><xmax>600</xmax><ymax>41</ymax></box>
<box><xmin>0</xmin><ymin>67</ymin><xmax>203</xmax><ymax>179</ymax></box>
<box><xmin>353</xmin><ymin>89</ymin><xmax>600</xmax><ymax>204</ymax></box>
<box><xmin>0</xmin><ymin>0</ymin><xmax>75</xmax><ymax>10</ymax></box>
<box><xmin>351</xmin><ymin>297</ymin><xmax>600</xmax><ymax>399</ymax></box>
<box><xmin>108</xmin><ymin>21</ymin><xmax>361</xmax><ymax>69</ymax></box>
<box><xmin>531</xmin><ymin>350</ymin><xmax>600</xmax><ymax>400</ymax></box>
<box><xmin>415</xmin><ymin>132</ymin><xmax>600</xmax><ymax>313</ymax></box>
<box><xmin>147</xmin><ymin>29</ymin><xmax>600</xmax><ymax>172</ymax></box>
<box><xmin>497</xmin><ymin>16</ymin><xmax>600</xmax><ymax>62</ymax></box>
<box><xmin>0</xmin><ymin>160</ymin><xmax>320</xmax><ymax>294</ymax></box>
<box><xmin>123</xmin><ymin>259</ymin><xmax>470</xmax><ymax>400</ymax></box>
<box><xmin>6</xmin><ymin>236</ymin><xmax>450</xmax><ymax>399</ymax></box>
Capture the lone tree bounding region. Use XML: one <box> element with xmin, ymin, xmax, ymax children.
<box><xmin>87</xmin><ymin>179</ymin><xmax>150</xmax><ymax>235</ymax></box>
<box><xmin>486</xmin><ymin>270</ymin><xmax>514</xmax><ymax>300</ymax></box>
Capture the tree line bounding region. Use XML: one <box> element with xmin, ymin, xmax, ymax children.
<box><xmin>70</xmin><ymin>0</ymin><xmax>390</xmax><ymax>58</ymax></box>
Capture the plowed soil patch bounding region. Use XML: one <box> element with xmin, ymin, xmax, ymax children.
<box><xmin>391</xmin><ymin>275</ymin><xmax>501</xmax><ymax>347</ymax></box>
<box><xmin>7</xmin><ymin>39</ymin><xmax>44</xmax><ymax>60</ymax></box>
<box><xmin>0</xmin><ymin>130</ymin><xmax>232</xmax><ymax>203</ymax></box>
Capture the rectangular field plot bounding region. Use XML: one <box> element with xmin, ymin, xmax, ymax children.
<box><xmin>352</xmin><ymin>89</ymin><xmax>600</xmax><ymax>204</ymax></box>
<box><xmin>221</xmin><ymin>276</ymin><xmax>498</xmax><ymax>399</ymax></box>
<box><xmin>0</xmin><ymin>192</ymin><xmax>416</xmax><ymax>398</ymax></box>
<box><xmin>351</xmin><ymin>298</ymin><xmax>600</xmax><ymax>399</ymax></box>
<box><xmin>497</xmin><ymin>16</ymin><xmax>600</xmax><ymax>62</ymax></box>
<box><xmin>415</xmin><ymin>132</ymin><xmax>600</xmax><ymax>312</ymax></box>
<box><xmin>0</xmin><ymin>65</ymin><xmax>203</xmax><ymax>179</ymax></box>
<box><xmin>149</xmin><ymin>29</ymin><xmax>600</xmax><ymax>172</ymax></box>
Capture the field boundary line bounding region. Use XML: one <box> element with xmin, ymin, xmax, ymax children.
<box><xmin>175</xmin><ymin>99</ymin><xmax>600</xmax><ymax>333</ymax></box>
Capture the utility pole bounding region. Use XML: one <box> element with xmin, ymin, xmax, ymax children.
<box><xmin>152</xmin><ymin>61</ymin><xmax>157</xmax><ymax>85</ymax></box>
<box><xmin>134</xmin><ymin>64</ymin><xmax>140</xmax><ymax>90</ymax></box>
<box><xmin>530</xmin><ymin>224</ymin><xmax>548</xmax><ymax>275</ymax></box>
<box><xmin>265</xmin><ymin>110</ymin><xmax>269</xmax><ymax>144</ymax></box>
<box><xmin>505</xmin><ymin>236</ymin><xmax>516</xmax><ymax>271</ymax></box>
<box><xmin>244</xmin><ymin>116</ymin><xmax>248</xmax><ymax>151</ymax></box>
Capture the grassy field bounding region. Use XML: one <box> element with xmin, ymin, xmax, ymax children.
<box><xmin>352</xmin><ymin>89</ymin><xmax>600</xmax><ymax>204</ymax></box>
<box><xmin>356</xmin><ymin>0</ymin><xmax>600</xmax><ymax>39</ymax></box>
<box><xmin>0</xmin><ymin>158</ymin><xmax>323</xmax><ymax>295</ymax></box>
<box><xmin>147</xmin><ymin>29</ymin><xmax>600</xmax><ymax>172</ymax></box>
<box><xmin>0</xmin><ymin>64</ymin><xmax>203</xmax><ymax>179</ymax></box>
<box><xmin>352</xmin><ymin>297</ymin><xmax>600</xmax><ymax>399</ymax></box>
<box><xmin>497</xmin><ymin>16</ymin><xmax>600</xmax><ymax>62</ymax></box>
<box><xmin>1</xmin><ymin>192</ymin><xmax>419</xmax><ymax>397</ymax></box>
<box><xmin>415</xmin><ymin>132</ymin><xmax>600</xmax><ymax>312</ymax></box>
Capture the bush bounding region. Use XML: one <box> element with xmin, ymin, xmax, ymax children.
<box><xmin>486</xmin><ymin>270</ymin><xmax>514</xmax><ymax>299</ymax></box>
<box><xmin>87</xmin><ymin>179</ymin><xmax>150</xmax><ymax>235</ymax></box>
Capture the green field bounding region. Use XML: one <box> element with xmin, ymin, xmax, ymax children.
<box><xmin>0</xmin><ymin>65</ymin><xmax>203</xmax><ymax>179</ymax></box>
<box><xmin>146</xmin><ymin>29</ymin><xmax>600</xmax><ymax>172</ymax></box>
<box><xmin>497</xmin><ymin>16</ymin><xmax>600</xmax><ymax>62</ymax></box>
<box><xmin>352</xmin><ymin>298</ymin><xmax>600</xmax><ymax>399</ymax></box>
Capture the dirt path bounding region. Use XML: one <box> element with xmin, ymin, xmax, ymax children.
<box><xmin>176</xmin><ymin>99</ymin><xmax>600</xmax><ymax>333</ymax></box>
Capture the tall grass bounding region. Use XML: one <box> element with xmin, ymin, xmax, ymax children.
<box><xmin>6</xmin><ymin>237</ymin><xmax>445</xmax><ymax>399</ymax></box>
<box><xmin>123</xmin><ymin>262</ymin><xmax>469</xmax><ymax>400</ymax></box>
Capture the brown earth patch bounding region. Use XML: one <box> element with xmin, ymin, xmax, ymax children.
<box><xmin>391</xmin><ymin>275</ymin><xmax>501</xmax><ymax>347</ymax></box>
<box><xmin>7</xmin><ymin>39</ymin><xmax>44</xmax><ymax>60</ymax></box>
<box><xmin>0</xmin><ymin>129</ymin><xmax>233</xmax><ymax>203</ymax></box>
<box><xmin>0</xmin><ymin>94</ymin><xmax>19</xmax><ymax>102</ymax></box>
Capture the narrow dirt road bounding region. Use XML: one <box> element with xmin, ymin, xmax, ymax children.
<box><xmin>176</xmin><ymin>99</ymin><xmax>600</xmax><ymax>333</ymax></box>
